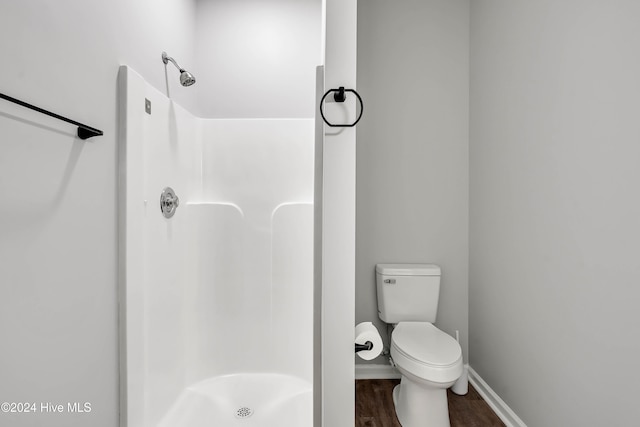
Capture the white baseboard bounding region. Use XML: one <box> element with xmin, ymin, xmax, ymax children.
<box><xmin>468</xmin><ymin>366</ymin><xmax>527</xmax><ymax>427</ymax></box>
<box><xmin>355</xmin><ymin>363</ymin><xmax>401</xmax><ymax>379</ymax></box>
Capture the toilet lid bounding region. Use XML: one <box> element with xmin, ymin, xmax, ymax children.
<box><xmin>392</xmin><ymin>322</ymin><xmax>462</xmax><ymax>367</ymax></box>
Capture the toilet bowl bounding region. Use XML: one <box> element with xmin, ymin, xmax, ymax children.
<box><xmin>390</xmin><ymin>322</ymin><xmax>463</xmax><ymax>427</ymax></box>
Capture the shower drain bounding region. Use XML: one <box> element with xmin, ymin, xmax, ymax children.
<box><xmin>235</xmin><ymin>407</ymin><xmax>254</xmax><ymax>419</ymax></box>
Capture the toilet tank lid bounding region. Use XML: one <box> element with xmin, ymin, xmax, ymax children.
<box><xmin>375</xmin><ymin>264</ymin><xmax>441</xmax><ymax>276</ymax></box>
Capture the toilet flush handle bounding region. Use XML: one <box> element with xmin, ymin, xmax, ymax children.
<box><xmin>384</xmin><ymin>279</ymin><xmax>396</xmax><ymax>284</ymax></box>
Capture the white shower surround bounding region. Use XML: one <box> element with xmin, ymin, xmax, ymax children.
<box><xmin>119</xmin><ymin>66</ymin><xmax>314</xmax><ymax>426</ymax></box>
<box><xmin>120</xmin><ymin>1</ymin><xmax>357</xmax><ymax>425</ymax></box>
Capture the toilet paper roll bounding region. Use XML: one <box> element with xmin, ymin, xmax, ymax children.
<box><xmin>355</xmin><ymin>322</ymin><xmax>383</xmax><ymax>361</ymax></box>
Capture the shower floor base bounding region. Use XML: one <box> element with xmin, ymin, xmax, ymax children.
<box><xmin>157</xmin><ymin>373</ymin><xmax>312</xmax><ymax>427</ymax></box>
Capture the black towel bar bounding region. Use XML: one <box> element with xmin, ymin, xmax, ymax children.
<box><xmin>0</xmin><ymin>92</ymin><xmax>103</xmax><ymax>140</ymax></box>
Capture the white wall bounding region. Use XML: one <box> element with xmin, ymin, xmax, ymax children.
<box><xmin>0</xmin><ymin>2</ymin><xmax>196</xmax><ymax>427</ymax></box>
<box><xmin>356</xmin><ymin>0</ymin><xmax>470</xmax><ymax>363</ymax></box>
<box><xmin>469</xmin><ymin>1</ymin><xmax>640</xmax><ymax>425</ymax></box>
<box><xmin>321</xmin><ymin>1</ymin><xmax>358</xmax><ymax>426</ymax></box>
<box><xmin>194</xmin><ymin>0</ymin><xmax>322</xmax><ymax>118</ymax></box>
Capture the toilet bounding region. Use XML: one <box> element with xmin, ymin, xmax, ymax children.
<box><xmin>376</xmin><ymin>264</ymin><xmax>463</xmax><ymax>427</ymax></box>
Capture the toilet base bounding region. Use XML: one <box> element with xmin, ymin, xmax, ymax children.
<box><xmin>392</xmin><ymin>375</ymin><xmax>452</xmax><ymax>427</ymax></box>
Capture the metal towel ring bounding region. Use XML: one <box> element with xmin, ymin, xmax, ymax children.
<box><xmin>319</xmin><ymin>87</ymin><xmax>364</xmax><ymax>128</ymax></box>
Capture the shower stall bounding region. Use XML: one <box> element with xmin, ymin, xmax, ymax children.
<box><xmin>119</xmin><ymin>2</ymin><xmax>356</xmax><ymax>426</ymax></box>
<box><xmin>120</xmin><ymin>67</ymin><xmax>313</xmax><ymax>425</ymax></box>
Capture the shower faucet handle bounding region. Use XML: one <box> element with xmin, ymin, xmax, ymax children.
<box><xmin>160</xmin><ymin>187</ymin><xmax>180</xmax><ymax>218</ymax></box>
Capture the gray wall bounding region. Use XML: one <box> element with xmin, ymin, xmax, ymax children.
<box><xmin>0</xmin><ymin>1</ymin><xmax>196</xmax><ymax>426</ymax></box>
<box><xmin>356</xmin><ymin>0</ymin><xmax>470</xmax><ymax>363</ymax></box>
<box><xmin>470</xmin><ymin>1</ymin><xmax>640</xmax><ymax>425</ymax></box>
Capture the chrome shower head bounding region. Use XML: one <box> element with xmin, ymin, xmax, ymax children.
<box><xmin>162</xmin><ymin>51</ymin><xmax>196</xmax><ymax>87</ymax></box>
<box><xmin>180</xmin><ymin>70</ymin><xmax>196</xmax><ymax>87</ymax></box>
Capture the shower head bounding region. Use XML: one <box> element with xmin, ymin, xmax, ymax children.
<box><xmin>162</xmin><ymin>52</ymin><xmax>196</xmax><ymax>87</ymax></box>
<box><xmin>180</xmin><ymin>70</ymin><xmax>196</xmax><ymax>87</ymax></box>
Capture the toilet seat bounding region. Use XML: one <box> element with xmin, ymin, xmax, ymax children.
<box><xmin>391</xmin><ymin>322</ymin><xmax>463</xmax><ymax>384</ymax></box>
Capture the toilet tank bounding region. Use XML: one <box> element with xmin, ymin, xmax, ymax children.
<box><xmin>376</xmin><ymin>264</ymin><xmax>441</xmax><ymax>323</ymax></box>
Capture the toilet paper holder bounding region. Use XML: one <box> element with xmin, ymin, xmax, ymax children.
<box><xmin>355</xmin><ymin>341</ymin><xmax>373</xmax><ymax>353</ymax></box>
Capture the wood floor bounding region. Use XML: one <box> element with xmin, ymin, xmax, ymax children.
<box><xmin>356</xmin><ymin>379</ymin><xmax>506</xmax><ymax>427</ymax></box>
